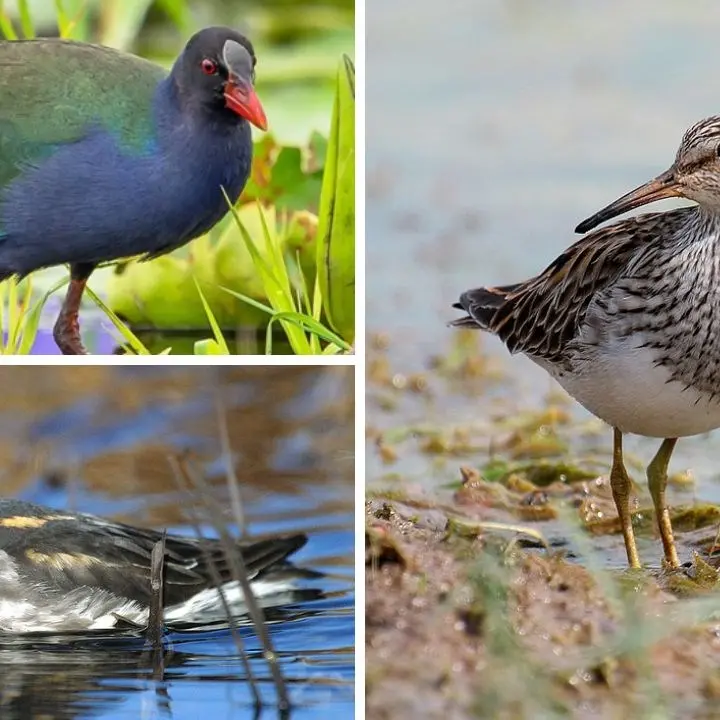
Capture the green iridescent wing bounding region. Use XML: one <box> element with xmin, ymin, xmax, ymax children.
<box><xmin>0</xmin><ymin>38</ymin><xmax>166</xmax><ymax>188</ymax></box>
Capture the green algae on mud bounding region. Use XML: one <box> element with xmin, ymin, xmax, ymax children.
<box><xmin>366</xmin><ymin>500</ymin><xmax>720</xmax><ymax>719</ymax></box>
<box><xmin>367</xmin><ymin>331</ymin><xmax>720</xmax><ymax>718</ymax></box>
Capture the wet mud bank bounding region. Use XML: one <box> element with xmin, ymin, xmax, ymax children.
<box><xmin>366</xmin><ymin>335</ymin><xmax>720</xmax><ymax>719</ymax></box>
<box><xmin>366</xmin><ymin>495</ymin><xmax>720</xmax><ymax>719</ymax></box>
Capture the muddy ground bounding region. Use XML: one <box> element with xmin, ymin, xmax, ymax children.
<box><xmin>366</xmin><ymin>333</ymin><xmax>720</xmax><ymax>719</ymax></box>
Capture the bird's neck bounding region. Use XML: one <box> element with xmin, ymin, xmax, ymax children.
<box><xmin>690</xmin><ymin>205</ymin><xmax>720</xmax><ymax>241</ymax></box>
<box><xmin>148</xmin><ymin>76</ymin><xmax>253</xmax><ymax>220</ymax></box>
<box><xmin>158</xmin><ymin>74</ymin><xmax>243</xmax><ymax>135</ymax></box>
<box><xmin>152</xmin><ymin>75</ymin><xmax>251</xmax><ymax>174</ymax></box>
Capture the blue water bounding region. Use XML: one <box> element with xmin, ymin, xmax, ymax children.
<box><xmin>0</xmin><ymin>367</ymin><xmax>354</xmax><ymax>718</ymax></box>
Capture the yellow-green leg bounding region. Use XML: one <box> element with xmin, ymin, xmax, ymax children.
<box><xmin>610</xmin><ymin>428</ymin><xmax>641</xmax><ymax>568</ymax></box>
<box><xmin>647</xmin><ymin>437</ymin><xmax>679</xmax><ymax>568</ymax></box>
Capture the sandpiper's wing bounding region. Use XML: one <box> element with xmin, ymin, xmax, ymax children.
<box><xmin>0</xmin><ymin>500</ymin><xmax>306</xmax><ymax>607</ymax></box>
<box><xmin>452</xmin><ymin>208</ymin><xmax>694</xmax><ymax>362</ymax></box>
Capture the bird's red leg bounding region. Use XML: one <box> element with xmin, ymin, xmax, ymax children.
<box><xmin>53</xmin><ymin>263</ymin><xmax>95</xmax><ymax>355</ymax></box>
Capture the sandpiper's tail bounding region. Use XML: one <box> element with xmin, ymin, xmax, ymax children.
<box><xmin>451</xmin><ymin>284</ymin><xmax>520</xmax><ymax>330</ymax></box>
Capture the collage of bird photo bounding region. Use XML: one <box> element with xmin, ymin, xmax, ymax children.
<box><xmin>4</xmin><ymin>1</ymin><xmax>720</xmax><ymax>719</ymax></box>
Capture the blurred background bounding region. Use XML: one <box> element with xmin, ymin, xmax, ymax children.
<box><xmin>367</xmin><ymin>0</ymin><xmax>720</xmax><ymax>497</ymax></box>
<box><xmin>0</xmin><ymin>365</ymin><xmax>354</xmax><ymax>718</ymax></box>
<box><xmin>0</xmin><ymin>0</ymin><xmax>355</xmax><ymax>354</ymax></box>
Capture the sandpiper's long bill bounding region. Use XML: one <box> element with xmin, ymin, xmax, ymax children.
<box><xmin>453</xmin><ymin>115</ymin><xmax>720</xmax><ymax>569</ymax></box>
<box><xmin>0</xmin><ymin>498</ymin><xmax>315</xmax><ymax>633</ymax></box>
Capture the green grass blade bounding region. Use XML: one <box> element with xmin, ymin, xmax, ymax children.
<box><xmin>0</xmin><ymin>281</ymin><xmax>7</xmax><ymax>352</ymax></box>
<box><xmin>98</xmin><ymin>0</ymin><xmax>154</xmax><ymax>49</ymax></box>
<box><xmin>193</xmin><ymin>277</ymin><xmax>230</xmax><ymax>355</ymax></box>
<box><xmin>0</xmin><ymin>3</ymin><xmax>17</xmax><ymax>40</ymax></box>
<box><xmin>258</xmin><ymin>206</ymin><xmax>292</xmax><ymax>296</ymax></box>
<box><xmin>233</xmin><ymin>205</ymin><xmax>290</xmax><ymax>301</ymax></box>
<box><xmin>7</xmin><ymin>278</ymin><xmax>19</xmax><ymax>350</ymax></box>
<box><xmin>256</xmin><ymin>205</ymin><xmax>312</xmax><ymax>353</ymax></box>
<box><xmin>0</xmin><ymin>275</ymin><xmax>68</xmax><ymax>355</ymax></box>
<box><xmin>219</xmin><ymin>285</ymin><xmax>275</xmax><ymax>316</ymax></box>
<box><xmin>14</xmin><ymin>279</ymin><xmax>33</xmax><ymax>353</ymax></box>
<box><xmin>217</xmin><ymin>284</ymin><xmax>349</xmax><ymax>354</ymax></box>
<box><xmin>267</xmin><ymin>311</ymin><xmax>350</xmax><ymax>350</ymax></box>
<box><xmin>55</xmin><ymin>0</ymin><xmax>89</xmax><ymax>39</ymax></box>
<box><xmin>294</xmin><ymin>251</ymin><xmax>321</xmax><ymax>354</ymax></box>
<box><xmin>16</xmin><ymin>0</ymin><xmax>34</xmax><ymax>38</ymax></box>
<box><xmin>321</xmin><ymin>343</ymin><xmax>343</xmax><ymax>356</ymax></box>
<box><xmin>316</xmin><ymin>55</ymin><xmax>355</xmax><ymax>344</ymax></box>
<box><xmin>54</xmin><ymin>0</ymin><xmax>69</xmax><ymax>33</ymax></box>
<box><xmin>223</xmin><ymin>193</ymin><xmax>311</xmax><ymax>354</ymax></box>
<box><xmin>84</xmin><ymin>285</ymin><xmax>151</xmax><ymax>355</ymax></box>
<box><xmin>17</xmin><ymin>276</ymin><xmax>69</xmax><ymax>354</ymax></box>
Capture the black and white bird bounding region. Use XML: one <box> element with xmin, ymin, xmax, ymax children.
<box><xmin>0</xmin><ymin>499</ymin><xmax>313</xmax><ymax>633</ymax></box>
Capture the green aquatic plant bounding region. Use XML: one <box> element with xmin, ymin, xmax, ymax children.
<box><xmin>316</xmin><ymin>55</ymin><xmax>355</xmax><ymax>344</ymax></box>
<box><xmin>219</xmin><ymin>198</ymin><xmax>351</xmax><ymax>355</ymax></box>
<box><xmin>0</xmin><ymin>277</ymin><xmax>45</xmax><ymax>354</ymax></box>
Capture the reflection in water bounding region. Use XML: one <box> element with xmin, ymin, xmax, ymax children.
<box><xmin>0</xmin><ymin>367</ymin><xmax>354</xmax><ymax>718</ymax></box>
<box><xmin>0</xmin><ymin>602</ymin><xmax>344</xmax><ymax>720</ymax></box>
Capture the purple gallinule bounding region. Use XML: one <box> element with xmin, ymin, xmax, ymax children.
<box><xmin>0</xmin><ymin>26</ymin><xmax>267</xmax><ymax>354</ymax></box>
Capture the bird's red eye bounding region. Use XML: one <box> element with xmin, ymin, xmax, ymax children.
<box><xmin>201</xmin><ymin>59</ymin><xmax>218</xmax><ymax>75</ymax></box>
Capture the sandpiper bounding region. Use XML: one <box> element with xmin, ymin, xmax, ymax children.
<box><xmin>452</xmin><ymin>115</ymin><xmax>720</xmax><ymax>569</ymax></box>
<box><xmin>0</xmin><ymin>498</ymin><xmax>313</xmax><ymax>633</ymax></box>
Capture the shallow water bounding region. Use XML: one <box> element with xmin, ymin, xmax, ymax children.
<box><xmin>367</xmin><ymin>0</ymin><xmax>720</xmax><ymax>502</ymax></box>
<box><xmin>27</xmin><ymin>323</ymin><xmax>294</xmax><ymax>356</ymax></box>
<box><xmin>25</xmin><ymin>303</ymin><xmax>293</xmax><ymax>356</ymax></box>
<box><xmin>0</xmin><ymin>366</ymin><xmax>354</xmax><ymax>718</ymax></box>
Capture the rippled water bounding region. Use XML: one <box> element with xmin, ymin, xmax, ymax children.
<box><xmin>367</xmin><ymin>0</ymin><xmax>720</xmax><ymax>498</ymax></box>
<box><xmin>0</xmin><ymin>366</ymin><xmax>354</xmax><ymax>718</ymax></box>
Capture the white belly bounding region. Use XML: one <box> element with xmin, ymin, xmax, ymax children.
<box><xmin>541</xmin><ymin>342</ymin><xmax>720</xmax><ymax>438</ymax></box>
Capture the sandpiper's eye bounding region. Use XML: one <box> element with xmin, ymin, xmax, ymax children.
<box><xmin>201</xmin><ymin>58</ymin><xmax>218</xmax><ymax>75</ymax></box>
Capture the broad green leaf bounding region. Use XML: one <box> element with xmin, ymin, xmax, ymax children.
<box><xmin>316</xmin><ymin>55</ymin><xmax>355</xmax><ymax>344</ymax></box>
